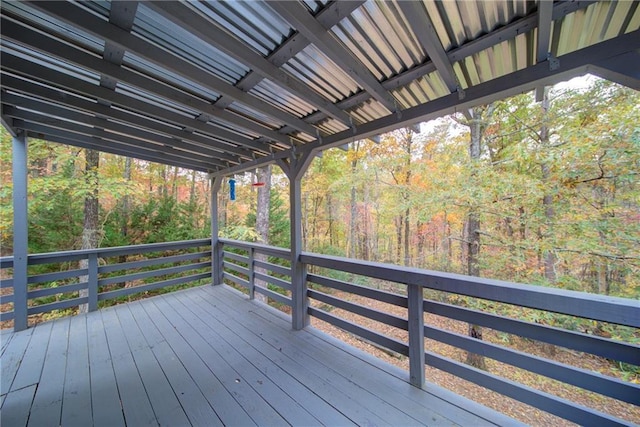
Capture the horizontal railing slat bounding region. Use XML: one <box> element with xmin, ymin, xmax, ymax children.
<box><xmin>27</xmin><ymin>297</ymin><xmax>87</xmax><ymax>315</ymax></box>
<box><xmin>424</xmin><ymin>300</ymin><xmax>640</xmax><ymax>365</ymax></box>
<box><xmin>220</xmin><ymin>238</ymin><xmax>290</xmax><ymax>258</ymax></box>
<box><xmin>307</xmin><ymin>273</ymin><xmax>407</xmax><ymax>308</ymax></box>
<box><xmin>24</xmin><ymin>239</ymin><xmax>211</xmax><ymax>266</ymax></box>
<box><xmin>99</xmin><ymin>262</ymin><xmax>210</xmax><ymax>286</ymax></box>
<box><xmin>308</xmin><ymin>289</ymin><xmax>407</xmax><ymax>330</ymax></box>
<box><xmin>425</xmin><ymin>326</ymin><xmax>639</xmax><ymax>405</ymax></box>
<box><xmin>0</xmin><ymin>257</ymin><xmax>13</xmax><ymax>268</ymax></box>
<box><xmin>1</xmin><ymin>278</ymin><xmax>13</xmax><ymax>289</ymax></box>
<box><xmin>0</xmin><ymin>311</ymin><xmax>14</xmax><ymax>321</ymax></box>
<box><xmin>308</xmin><ymin>306</ymin><xmax>408</xmax><ymax>356</ymax></box>
<box><xmin>302</xmin><ymin>252</ymin><xmax>640</xmax><ymax>328</ymax></box>
<box><xmin>223</xmin><ymin>261</ymin><xmax>249</xmax><ymax>277</ymax></box>
<box><xmin>28</xmin><ymin>269</ymin><xmax>86</xmax><ymax>285</ymax></box>
<box><xmin>254</xmin><ymin>259</ymin><xmax>290</xmax><ymax>276</ymax></box>
<box><xmin>223</xmin><ymin>272</ymin><xmax>249</xmax><ymax>289</ymax></box>
<box><xmin>28</xmin><ymin>282</ymin><xmax>86</xmax><ymax>299</ymax></box>
<box><xmin>254</xmin><ymin>272</ymin><xmax>291</xmax><ymax>291</ymax></box>
<box><xmin>1</xmin><ymin>293</ymin><xmax>14</xmax><ymax>303</ymax></box>
<box><xmin>425</xmin><ymin>352</ymin><xmax>627</xmax><ymax>427</ymax></box>
<box><xmin>98</xmin><ymin>272</ymin><xmax>210</xmax><ymax>300</ymax></box>
<box><xmin>223</xmin><ymin>251</ymin><xmax>249</xmax><ymax>264</ymax></box>
<box><xmin>99</xmin><ymin>251</ymin><xmax>211</xmax><ymax>274</ymax></box>
<box><xmin>254</xmin><ymin>286</ymin><xmax>291</xmax><ymax>306</ymax></box>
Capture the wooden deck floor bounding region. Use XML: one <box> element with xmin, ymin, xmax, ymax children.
<box><xmin>1</xmin><ymin>285</ymin><xmax>520</xmax><ymax>426</ymax></box>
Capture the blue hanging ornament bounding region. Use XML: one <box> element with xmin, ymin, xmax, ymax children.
<box><xmin>229</xmin><ymin>178</ymin><xmax>236</xmax><ymax>201</ymax></box>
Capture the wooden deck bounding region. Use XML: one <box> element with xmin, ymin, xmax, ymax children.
<box><xmin>0</xmin><ymin>285</ymin><xmax>520</xmax><ymax>426</ymax></box>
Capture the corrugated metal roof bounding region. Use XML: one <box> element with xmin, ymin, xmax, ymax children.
<box><xmin>1</xmin><ymin>0</ymin><xmax>638</xmax><ymax>174</ymax></box>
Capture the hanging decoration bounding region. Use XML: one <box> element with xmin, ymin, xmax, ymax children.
<box><xmin>229</xmin><ymin>178</ymin><xmax>236</xmax><ymax>201</ymax></box>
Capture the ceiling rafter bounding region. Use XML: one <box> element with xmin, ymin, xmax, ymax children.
<box><xmin>0</xmin><ymin>17</ymin><xmax>294</xmax><ymax>149</ymax></box>
<box><xmin>146</xmin><ymin>2</ymin><xmax>352</xmax><ymax>127</ymax></box>
<box><xmin>304</xmin><ymin>0</ymin><xmax>597</xmax><ymax>125</ymax></box>
<box><xmin>214</xmin><ymin>29</ymin><xmax>640</xmax><ymax>177</ymax></box>
<box><xmin>24</xmin><ymin>0</ymin><xmax>318</xmax><ymax>137</ymax></box>
<box><xmin>268</xmin><ymin>0</ymin><xmax>398</xmax><ymax>113</ymax></box>
<box><xmin>2</xmin><ymin>97</ymin><xmax>230</xmax><ymax>168</ymax></box>
<box><xmin>0</xmin><ymin>75</ymin><xmax>246</xmax><ymax>164</ymax></box>
<box><xmin>535</xmin><ymin>0</ymin><xmax>554</xmax><ymax>102</ymax></box>
<box><xmin>14</xmin><ymin>118</ymin><xmax>219</xmax><ymax>172</ymax></box>
<box><xmin>24</xmin><ymin>129</ymin><xmax>214</xmax><ymax>172</ymax></box>
<box><xmin>1</xmin><ymin>52</ymin><xmax>267</xmax><ymax>157</ymax></box>
<box><xmin>397</xmin><ymin>1</ymin><xmax>459</xmax><ymax>93</ymax></box>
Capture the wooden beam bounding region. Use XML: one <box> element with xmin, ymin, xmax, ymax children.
<box><xmin>12</xmin><ymin>131</ymin><xmax>28</xmax><ymax>331</ymax></box>
<box><xmin>25</xmin><ymin>1</ymin><xmax>318</xmax><ymax>136</ymax></box>
<box><xmin>397</xmin><ymin>1</ymin><xmax>459</xmax><ymax>93</ymax></box>
<box><xmin>269</xmin><ymin>1</ymin><xmax>398</xmax><ymax>113</ymax></box>
<box><xmin>147</xmin><ymin>2</ymin><xmax>352</xmax><ymax>127</ymax></box>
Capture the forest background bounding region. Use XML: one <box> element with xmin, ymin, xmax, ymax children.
<box><xmin>2</xmin><ymin>76</ymin><xmax>637</xmax><ymax>301</ymax></box>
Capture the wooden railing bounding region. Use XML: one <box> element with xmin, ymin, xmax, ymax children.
<box><xmin>0</xmin><ymin>239</ymin><xmax>211</xmax><ymax>326</ymax></box>
<box><xmin>1</xmin><ymin>238</ymin><xmax>638</xmax><ymax>425</ymax></box>
<box><xmin>219</xmin><ymin>238</ymin><xmax>292</xmax><ymax>307</ymax></box>
<box><xmin>219</xmin><ymin>240</ymin><xmax>639</xmax><ymax>426</ymax></box>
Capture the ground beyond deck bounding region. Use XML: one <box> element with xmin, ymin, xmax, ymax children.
<box><xmin>1</xmin><ymin>284</ymin><xmax>519</xmax><ymax>426</ymax></box>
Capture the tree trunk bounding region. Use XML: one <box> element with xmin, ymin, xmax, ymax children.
<box><xmin>255</xmin><ymin>165</ymin><xmax>272</xmax><ymax>303</ymax></box>
<box><xmin>119</xmin><ymin>156</ymin><xmax>132</xmax><ymax>264</ymax></box>
<box><xmin>540</xmin><ymin>88</ymin><xmax>557</xmax><ymax>283</ymax></box>
<box><xmin>79</xmin><ymin>149</ymin><xmax>100</xmax><ymax>314</ymax></box>
<box><xmin>350</xmin><ymin>158</ymin><xmax>358</xmax><ymax>259</ymax></box>
<box><xmin>465</xmin><ymin>107</ymin><xmax>488</xmax><ymax>370</ymax></box>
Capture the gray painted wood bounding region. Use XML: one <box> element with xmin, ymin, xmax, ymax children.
<box><xmin>1</xmin><ymin>284</ymin><xmax>522</xmax><ymax>427</ymax></box>
<box><xmin>1</xmin><ymin>326</ymin><xmax>33</xmax><ymax>395</ymax></box>
<box><xmin>10</xmin><ymin>321</ymin><xmax>51</xmax><ymax>392</ymax></box>
<box><xmin>187</xmin><ymin>288</ymin><xmax>386</xmax><ymax>425</ymax></box>
<box><xmin>128</xmin><ymin>300</ymin><xmax>233</xmax><ymax>426</ymax></box>
<box><xmin>221</xmin><ymin>285</ymin><xmax>514</xmax><ymax>427</ymax></box>
<box><xmin>176</xmin><ymin>290</ymin><xmax>358</xmax><ymax>426</ymax></box>
<box><xmin>408</xmin><ymin>284</ymin><xmax>425</xmax><ymax>388</ymax></box>
<box><xmin>86</xmin><ymin>310</ymin><xmax>125</xmax><ymax>427</ymax></box>
<box><xmin>61</xmin><ymin>315</ymin><xmax>92</xmax><ymax>426</ymax></box>
<box><xmin>0</xmin><ymin>330</ymin><xmax>14</xmax><ymax>356</ymax></box>
<box><xmin>152</xmin><ymin>295</ymin><xmax>291</xmax><ymax>426</ymax></box>
<box><xmin>115</xmin><ymin>305</ymin><xmax>192</xmax><ymax>427</ymax></box>
<box><xmin>198</xmin><ymin>286</ymin><xmax>428</xmax><ymax>426</ymax></box>
<box><xmin>1</xmin><ymin>384</ymin><xmax>36</xmax><ymax>427</ymax></box>
<box><xmin>161</xmin><ymin>292</ymin><xmax>321</xmax><ymax>426</ymax></box>
<box><xmin>12</xmin><ymin>132</ymin><xmax>28</xmax><ymax>331</ymax></box>
<box><xmin>100</xmin><ymin>307</ymin><xmax>157</xmax><ymax>426</ymax></box>
<box><xmin>28</xmin><ymin>317</ymin><xmax>70</xmax><ymax>427</ymax></box>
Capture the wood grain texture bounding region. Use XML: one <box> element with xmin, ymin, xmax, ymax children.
<box><xmin>0</xmin><ymin>284</ymin><xmax>514</xmax><ymax>426</ymax></box>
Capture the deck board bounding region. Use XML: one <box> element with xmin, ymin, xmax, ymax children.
<box><xmin>0</xmin><ymin>284</ymin><xmax>518</xmax><ymax>426</ymax></box>
<box><xmin>27</xmin><ymin>317</ymin><xmax>69</xmax><ymax>427</ymax></box>
<box><xmin>116</xmin><ymin>304</ymin><xmax>192</xmax><ymax>427</ymax></box>
<box><xmin>86</xmin><ymin>307</ymin><xmax>125</xmax><ymax>427</ymax></box>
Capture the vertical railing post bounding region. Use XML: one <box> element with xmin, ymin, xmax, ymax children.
<box><xmin>12</xmin><ymin>131</ymin><xmax>28</xmax><ymax>331</ymax></box>
<box><xmin>278</xmin><ymin>152</ymin><xmax>314</xmax><ymax>330</ymax></box>
<box><xmin>248</xmin><ymin>247</ymin><xmax>255</xmax><ymax>300</ymax></box>
<box><xmin>210</xmin><ymin>175</ymin><xmax>223</xmax><ymax>285</ymax></box>
<box><xmin>87</xmin><ymin>252</ymin><xmax>98</xmax><ymax>312</ymax></box>
<box><xmin>408</xmin><ymin>284</ymin><xmax>425</xmax><ymax>388</ymax></box>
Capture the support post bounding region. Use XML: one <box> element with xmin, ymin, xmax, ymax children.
<box><xmin>408</xmin><ymin>284</ymin><xmax>425</xmax><ymax>388</ymax></box>
<box><xmin>280</xmin><ymin>153</ymin><xmax>314</xmax><ymax>330</ymax></box>
<box><xmin>248</xmin><ymin>247</ymin><xmax>255</xmax><ymax>300</ymax></box>
<box><xmin>12</xmin><ymin>131</ymin><xmax>28</xmax><ymax>331</ymax></box>
<box><xmin>211</xmin><ymin>176</ymin><xmax>224</xmax><ymax>285</ymax></box>
<box><xmin>87</xmin><ymin>252</ymin><xmax>98</xmax><ymax>312</ymax></box>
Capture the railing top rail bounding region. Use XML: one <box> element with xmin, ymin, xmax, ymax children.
<box><xmin>0</xmin><ymin>238</ymin><xmax>213</xmax><ymax>266</ymax></box>
<box><xmin>301</xmin><ymin>252</ymin><xmax>640</xmax><ymax>328</ymax></box>
<box><xmin>219</xmin><ymin>238</ymin><xmax>291</xmax><ymax>257</ymax></box>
